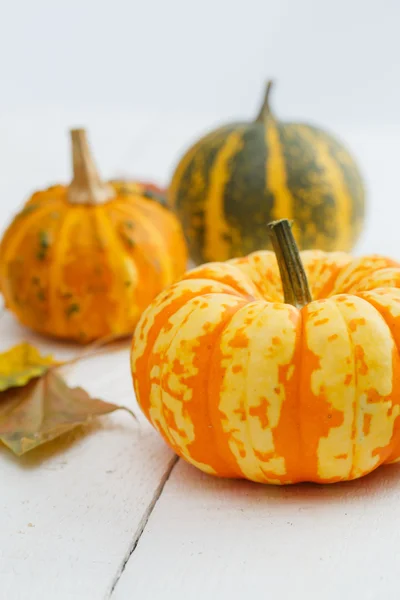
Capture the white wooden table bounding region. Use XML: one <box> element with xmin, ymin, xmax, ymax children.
<box><xmin>2</xmin><ymin>120</ymin><xmax>400</xmax><ymax>600</ymax></box>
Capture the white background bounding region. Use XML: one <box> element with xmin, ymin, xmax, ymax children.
<box><xmin>1</xmin><ymin>0</ymin><xmax>399</xmax><ymax>126</ymax></box>
<box><xmin>2</xmin><ymin>2</ymin><xmax>400</xmax><ymax>599</ymax></box>
<box><xmin>0</xmin><ymin>0</ymin><xmax>400</xmax><ymax>244</ymax></box>
<box><xmin>1</xmin><ymin>0</ymin><xmax>400</xmax><ymax>254</ymax></box>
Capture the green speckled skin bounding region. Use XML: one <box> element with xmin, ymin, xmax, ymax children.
<box><xmin>169</xmin><ymin>113</ymin><xmax>365</xmax><ymax>265</ymax></box>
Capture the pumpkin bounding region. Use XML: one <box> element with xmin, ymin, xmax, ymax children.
<box><xmin>112</xmin><ymin>181</ymin><xmax>167</xmax><ymax>206</ymax></box>
<box><xmin>131</xmin><ymin>219</ymin><xmax>400</xmax><ymax>484</ymax></box>
<box><xmin>0</xmin><ymin>129</ymin><xmax>187</xmax><ymax>342</ymax></box>
<box><xmin>169</xmin><ymin>81</ymin><xmax>365</xmax><ymax>265</ymax></box>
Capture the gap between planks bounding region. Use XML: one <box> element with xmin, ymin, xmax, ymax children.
<box><xmin>107</xmin><ymin>454</ymin><xmax>179</xmax><ymax>598</ymax></box>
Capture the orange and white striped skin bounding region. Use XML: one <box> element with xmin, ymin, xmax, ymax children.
<box><xmin>0</xmin><ymin>181</ymin><xmax>187</xmax><ymax>343</ymax></box>
<box><xmin>131</xmin><ymin>250</ymin><xmax>400</xmax><ymax>484</ymax></box>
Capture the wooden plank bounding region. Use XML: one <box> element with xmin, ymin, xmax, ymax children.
<box><xmin>0</xmin><ymin>311</ymin><xmax>174</xmax><ymax>600</ymax></box>
<box><xmin>113</xmin><ymin>458</ymin><xmax>400</xmax><ymax>600</ymax></box>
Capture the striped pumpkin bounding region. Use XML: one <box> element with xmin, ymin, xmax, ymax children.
<box><xmin>131</xmin><ymin>220</ymin><xmax>400</xmax><ymax>484</ymax></box>
<box><xmin>0</xmin><ymin>130</ymin><xmax>187</xmax><ymax>343</ymax></box>
<box><xmin>169</xmin><ymin>81</ymin><xmax>365</xmax><ymax>264</ymax></box>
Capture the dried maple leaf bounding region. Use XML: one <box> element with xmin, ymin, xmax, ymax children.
<box><xmin>0</xmin><ymin>342</ymin><xmax>58</xmax><ymax>392</ymax></box>
<box><xmin>0</xmin><ymin>370</ymin><xmax>134</xmax><ymax>456</ymax></box>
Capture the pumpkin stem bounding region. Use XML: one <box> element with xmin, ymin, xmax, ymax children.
<box><xmin>255</xmin><ymin>80</ymin><xmax>274</xmax><ymax>123</ymax></box>
<box><xmin>268</xmin><ymin>219</ymin><xmax>312</xmax><ymax>308</ymax></box>
<box><xmin>67</xmin><ymin>129</ymin><xmax>116</xmax><ymax>205</ymax></box>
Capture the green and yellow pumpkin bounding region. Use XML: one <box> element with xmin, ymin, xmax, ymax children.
<box><xmin>169</xmin><ymin>81</ymin><xmax>365</xmax><ymax>265</ymax></box>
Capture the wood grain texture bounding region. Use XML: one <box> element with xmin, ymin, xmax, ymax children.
<box><xmin>113</xmin><ymin>459</ymin><xmax>400</xmax><ymax>600</ymax></box>
<box><xmin>0</xmin><ymin>312</ymin><xmax>174</xmax><ymax>600</ymax></box>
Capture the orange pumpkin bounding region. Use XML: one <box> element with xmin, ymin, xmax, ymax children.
<box><xmin>131</xmin><ymin>219</ymin><xmax>400</xmax><ymax>484</ymax></box>
<box><xmin>0</xmin><ymin>129</ymin><xmax>187</xmax><ymax>342</ymax></box>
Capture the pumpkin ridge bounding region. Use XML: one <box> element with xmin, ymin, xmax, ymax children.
<box><xmin>331</xmin><ymin>256</ymin><xmax>400</xmax><ymax>295</ymax></box>
<box><xmin>188</xmin><ymin>295</ymin><xmax>250</xmax><ymax>476</ymax></box>
<box><xmin>113</xmin><ymin>201</ymin><xmax>173</xmax><ymax>288</ymax></box>
<box><xmin>329</xmin><ymin>297</ymin><xmax>357</xmax><ymax>479</ymax></box>
<box><xmin>255</xmin><ymin>256</ymin><xmax>282</xmax><ymax>300</ymax></box>
<box><xmin>151</xmin><ymin>301</ymin><xmax>201</xmax><ymax>455</ymax></box>
<box><xmin>131</xmin><ymin>279</ymin><xmax>244</xmax><ymax>419</ymax></box>
<box><xmin>245</xmin><ymin>301</ymin><xmax>302</xmax><ymax>483</ymax></box>
<box><xmin>134</xmin><ymin>199</ymin><xmax>190</xmax><ymax>278</ymax></box>
<box><xmin>347</xmin><ymin>267</ymin><xmax>400</xmax><ymax>294</ymax></box>
<box><xmin>249</xmin><ymin>302</ymin><xmax>302</xmax><ymax>484</ymax></box>
<box><xmin>156</xmin><ymin>294</ymin><xmax>247</xmax><ymax>472</ymax></box>
<box><xmin>229</xmin><ymin>251</ymin><xmax>284</xmax><ymax>301</ymax></box>
<box><xmin>172</xmin><ymin>126</ymin><xmax>240</xmax><ymax>264</ymax></box>
<box><xmin>176</xmin><ymin>277</ymin><xmax>249</xmax><ymax>299</ymax></box>
<box><xmin>221</xmin><ymin>126</ymin><xmax>272</xmax><ymax>259</ymax></box>
<box><xmin>47</xmin><ymin>208</ymin><xmax>76</xmax><ymax>337</ymax></box>
<box><xmin>169</xmin><ymin>126</ymin><xmax>234</xmax><ymax>210</ymax></box>
<box><xmin>308</xmin><ymin>125</ymin><xmax>365</xmax><ymax>241</ymax></box>
<box><xmin>300</xmin><ymin>298</ymin><xmax>352</xmax><ymax>481</ymax></box>
<box><xmin>355</xmin><ymin>289</ymin><xmax>400</xmax><ymax>464</ymax></box>
<box><xmin>0</xmin><ymin>200</ymin><xmax>63</xmax><ymax>269</ymax></box>
<box><xmin>184</xmin><ymin>275</ymin><xmax>258</xmax><ymax>300</ymax></box>
<box><xmin>312</xmin><ymin>257</ymin><xmax>353</xmax><ymax>299</ymax></box>
<box><xmin>113</xmin><ymin>194</ymin><xmax>165</xmax><ymax>215</ymax></box>
<box><xmin>203</xmin><ymin>130</ymin><xmax>245</xmax><ymax>262</ymax></box>
<box><xmin>228</xmin><ymin>256</ymin><xmax>271</xmax><ymax>300</ymax></box>
<box><xmin>359</xmin><ymin>295</ymin><xmax>400</xmax><ymax>469</ymax></box>
<box><xmin>1</xmin><ymin>201</ymin><xmax>69</xmax><ymax>326</ymax></box>
<box><xmin>203</xmin><ymin>300</ymin><xmax>251</xmax><ymax>478</ymax></box>
<box><xmin>107</xmin><ymin>203</ymin><xmax>155</xmax><ymax>309</ymax></box>
<box><xmin>207</xmin><ymin>301</ymin><xmax>262</xmax><ymax>478</ymax></box>
<box><xmin>293</xmin><ymin>306</ymin><xmax>304</xmax><ymax>482</ymax></box>
<box><xmin>355</xmin><ymin>267</ymin><xmax>400</xmax><ymax>292</ymax></box>
<box><xmin>265</xmin><ymin>120</ymin><xmax>293</xmax><ymax>222</ymax></box>
<box><xmin>237</xmin><ymin>302</ymin><xmax>272</xmax><ymax>482</ymax></box>
<box><xmin>335</xmin><ymin>294</ymin><xmax>397</xmax><ymax>478</ymax></box>
<box><xmin>99</xmin><ymin>207</ymin><xmax>139</xmax><ymax>333</ymax></box>
<box><xmin>277</xmin><ymin>123</ymin><xmax>332</xmax><ymax>250</ymax></box>
<box><xmin>297</xmin><ymin>125</ymin><xmax>352</xmax><ymax>251</ymax></box>
<box><xmin>182</xmin><ymin>262</ymin><xmax>259</xmax><ymax>299</ymax></box>
<box><xmin>298</xmin><ymin>304</ymin><xmax>313</xmax><ymax>481</ymax></box>
<box><xmin>119</xmin><ymin>197</ymin><xmax>188</xmax><ymax>280</ymax></box>
<box><xmin>59</xmin><ymin>206</ymin><xmax>111</xmax><ymax>340</ymax></box>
